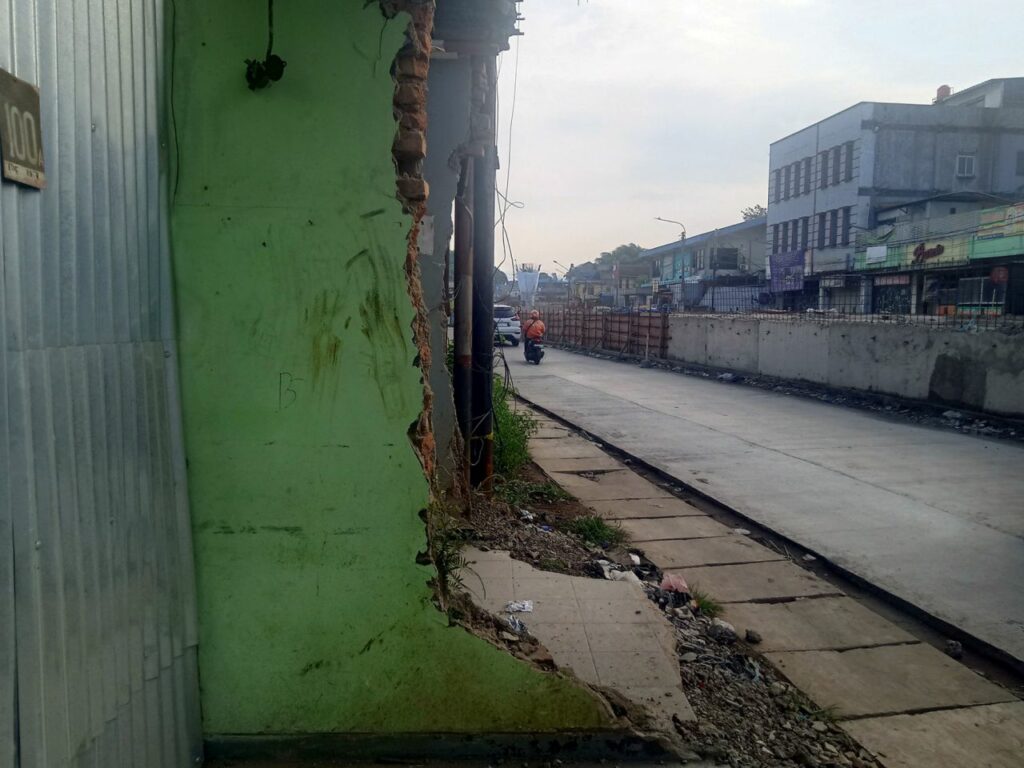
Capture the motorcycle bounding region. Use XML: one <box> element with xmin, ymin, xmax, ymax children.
<box><xmin>524</xmin><ymin>335</ymin><xmax>545</xmax><ymax>365</ymax></box>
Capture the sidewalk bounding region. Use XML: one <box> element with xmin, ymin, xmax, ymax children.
<box><xmin>525</xmin><ymin>412</ymin><xmax>1024</xmax><ymax>768</ymax></box>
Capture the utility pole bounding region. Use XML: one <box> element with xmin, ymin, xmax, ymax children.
<box><xmin>469</xmin><ymin>56</ymin><xmax>497</xmax><ymax>490</ymax></box>
<box><xmin>453</xmin><ymin>157</ymin><xmax>474</xmax><ymax>479</ymax></box>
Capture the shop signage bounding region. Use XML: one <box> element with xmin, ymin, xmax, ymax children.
<box><xmin>820</xmin><ymin>276</ymin><xmax>847</xmax><ymax>288</ymax></box>
<box><xmin>0</xmin><ymin>67</ymin><xmax>45</xmax><ymax>189</ymax></box>
<box><xmin>874</xmin><ymin>274</ymin><xmax>911</xmax><ymax>286</ymax></box>
<box><xmin>865</xmin><ymin>245</ymin><xmax>888</xmax><ymax>263</ymax></box>
<box><xmin>912</xmin><ymin>242</ymin><xmax>945</xmax><ymax>264</ymax></box>
<box><xmin>978</xmin><ymin>203</ymin><xmax>1024</xmax><ymax>239</ymax></box>
<box><xmin>769</xmin><ymin>249</ymin><xmax>805</xmax><ymax>293</ymax></box>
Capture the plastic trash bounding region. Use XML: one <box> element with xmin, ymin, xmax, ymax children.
<box><xmin>733</xmin><ymin>528</ymin><xmax>751</xmax><ymax>536</ymax></box>
<box><xmin>505</xmin><ymin>600</ymin><xmax>534</xmax><ymax>613</ymax></box>
<box><xmin>660</xmin><ymin>573</ymin><xmax>689</xmax><ymax>593</ymax></box>
<box><xmin>507</xmin><ymin>615</ymin><xmax>526</xmax><ymax>634</ymax></box>
<box><xmin>628</xmin><ymin>553</ymin><xmax>642</xmax><ymax>566</ymax></box>
<box><xmin>610</xmin><ymin>570</ymin><xmax>642</xmax><ymax>585</ymax></box>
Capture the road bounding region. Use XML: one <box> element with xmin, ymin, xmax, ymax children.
<box><xmin>511</xmin><ymin>348</ymin><xmax>1024</xmax><ymax>667</ymax></box>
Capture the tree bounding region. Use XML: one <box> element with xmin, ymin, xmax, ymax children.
<box><xmin>597</xmin><ymin>243</ymin><xmax>645</xmax><ymax>265</ymax></box>
<box><xmin>741</xmin><ymin>204</ymin><xmax>768</xmax><ymax>220</ymax></box>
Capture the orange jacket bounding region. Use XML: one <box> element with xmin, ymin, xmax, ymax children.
<box><xmin>523</xmin><ymin>318</ymin><xmax>546</xmax><ymax>340</ymax></box>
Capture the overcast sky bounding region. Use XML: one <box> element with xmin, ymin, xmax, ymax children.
<box><xmin>493</xmin><ymin>0</ymin><xmax>1022</xmax><ymax>276</ymax></box>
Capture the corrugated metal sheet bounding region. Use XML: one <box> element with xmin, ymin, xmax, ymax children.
<box><xmin>1</xmin><ymin>2</ymin><xmax>201</xmax><ymax>766</ymax></box>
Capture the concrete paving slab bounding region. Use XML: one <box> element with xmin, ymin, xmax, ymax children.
<box><xmin>722</xmin><ymin>597</ymin><xmax>915</xmax><ymax>651</ymax></box>
<box><xmin>766</xmin><ymin>644</ymin><xmax>1016</xmax><ymax>718</ymax></box>
<box><xmin>587</xmin><ymin>497</ymin><xmax>706</xmax><ymax>520</ymax></box>
<box><xmin>638</xmin><ymin>536</ymin><xmax>783</xmax><ymax>568</ymax></box>
<box><xmin>463</xmin><ymin>547</ymin><xmax>694</xmax><ymax>726</ymax></box>
<box><xmin>533</xmin><ymin>426</ymin><xmax>573</xmax><ymax>439</ymax></box>
<box><xmin>549</xmin><ymin>470</ymin><xmax>673</xmax><ymax>501</ymax></box>
<box><xmin>533</xmin><ymin>455</ymin><xmax>628</xmax><ymax>473</ymax></box>
<box><xmin>529</xmin><ymin>438</ymin><xmax>608</xmax><ymax>460</ymax></box>
<box><xmin>680</xmin><ymin>561</ymin><xmax>840</xmax><ymax>603</ymax></box>
<box><xmin>843</xmin><ymin>701</ymin><xmax>1024</xmax><ymax>768</ymax></box>
<box><xmin>592</xmin><ymin>650</ymin><xmax>680</xmax><ymax>689</ymax></box>
<box><xmin>620</xmin><ymin>516</ymin><xmax>735</xmax><ymax>541</ymax></box>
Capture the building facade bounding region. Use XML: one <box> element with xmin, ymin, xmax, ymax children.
<box><xmin>852</xmin><ymin>202</ymin><xmax>1024</xmax><ymax>318</ymax></box>
<box><xmin>642</xmin><ymin>216</ymin><xmax>767</xmax><ymax>309</ymax></box>
<box><xmin>766</xmin><ymin>78</ymin><xmax>1024</xmax><ymax>308</ymax></box>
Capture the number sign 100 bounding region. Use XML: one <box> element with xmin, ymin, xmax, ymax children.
<box><xmin>4</xmin><ymin>103</ymin><xmax>40</xmax><ymax>165</ymax></box>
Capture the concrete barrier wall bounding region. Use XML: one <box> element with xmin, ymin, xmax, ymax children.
<box><xmin>666</xmin><ymin>315</ymin><xmax>1024</xmax><ymax>417</ymax></box>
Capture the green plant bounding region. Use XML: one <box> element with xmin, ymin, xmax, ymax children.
<box><xmin>495</xmin><ymin>478</ymin><xmax>572</xmax><ymax>507</ymax></box>
<box><xmin>567</xmin><ymin>515</ymin><xmax>627</xmax><ymax>547</ymax></box>
<box><xmin>691</xmin><ymin>587</ymin><xmax>722</xmax><ymax>618</ymax></box>
<box><xmin>426</xmin><ymin>502</ymin><xmax>467</xmax><ymax>607</ymax></box>
<box><xmin>492</xmin><ymin>378</ymin><xmax>536</xmax><ymax>475</ymax></box>
<box><xmin>537</xmin><ymin>557</ymin><xmax>571</xmax><ymax>574</ymax></box>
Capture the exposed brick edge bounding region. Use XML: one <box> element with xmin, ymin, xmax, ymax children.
<box><xmin>385</xmin><ymin>0</ymin><xmax>438</xmax><ymax>486</ymax></box>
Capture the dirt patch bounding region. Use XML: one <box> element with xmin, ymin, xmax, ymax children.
<box><xmin>462</xmin><ymin>463</ymin><xmax>629</xmax><ymax>577</ymax></box>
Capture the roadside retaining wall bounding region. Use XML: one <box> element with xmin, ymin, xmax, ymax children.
<box><xmin>666</xmin><ymin>315</ymin><xmax>1024</xmax><ymax>417</ymax></box>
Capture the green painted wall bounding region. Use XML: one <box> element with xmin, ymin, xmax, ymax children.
<box><xmin>169</xmin><ymin>1</ymin><xmax>610</xmax><ymax>736</ymax></box>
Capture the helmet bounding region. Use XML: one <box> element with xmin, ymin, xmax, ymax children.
<box><xmin>530</xmin><ymin>310</ymin><xmax>540</xmax><ymax>319</ymax></box>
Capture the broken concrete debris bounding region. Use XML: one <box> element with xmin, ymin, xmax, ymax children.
<box><xmin>709</xmin><ymin>618</ymin><xmax>739</xmax><ymax>644</ymax></box>
<box><xmin>945</xmin><ymin>639</ymin><xmax>964</xmax><ymax>660</ymax></box>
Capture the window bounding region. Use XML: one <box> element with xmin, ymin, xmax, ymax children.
<box><xmin>773</xmin><ymin>169</ymin><xmax>782</xmax><ymax>202</ymax></box>
<box><xmin>713</xmin><ymin>248</ymin><xmax>739</xmax><ymax>270</ymax></box>
<box><xmin>817</xmin><ymin>213</ymin><xmax>827</xmax><ymax>249</ymax></box>
<box><xmin>784</xmin><ymin>165</ymin><xmax>792</xmax><ymax>199</ymax></box>
<box><xmin>782</xmin><ymin>221</ymin><xmax>790</xmax><ymax>251</ymax></box>
<box><xmin>828</xmin><ymin>209</ymin><xmax>839</xmax><ymax>247</ymax></box>
<box><xmin>1016</xmin><ymin>150</ymin><xmax>1024</xmax><ymax>176</ymax></box>
<box><xmin>792</xmin><ymin>163</ymin><xmax>801</xmax><ymax>197</ymax></box>
<box><xmin>843</xmin><ymin>141</ymin><xmax>854</xmax><ymax>181</ymax></box>
<box><xmin>772</xmin><ymin>225</ymin><xmax>780</xmax><ymax>255</ymax></box>
<box><xmin>832</xmin><ymin>147</ymin><xmax>842</xmax><ymax>185</ymax></box>
<box><xmin>958</xmin><ymin>277</ymin><xmax>1006</xmax><ymax>307</ymax></box>
<box><xmin>841</xmin><ymin>206</ymin><xmax>852</xmax><ymax>246</ymax></box>
<box><xmin>819</xmin><ymin>151</ymin><xmax>829</xmax><ymax>188</ymax></box>
<box><xmin>803</xmin><ymin>157</ymin><xmax>812</xmax><ymax>195</ymax></box>
<box><xmin>800</xmin><ymin>216</ymin><xmax>810</xmax><ymax>250</ymax></box>
<box><xmin>956</xmin><ymin>154</ymin><xmax>976</xmax><ymax>178</ymax></box>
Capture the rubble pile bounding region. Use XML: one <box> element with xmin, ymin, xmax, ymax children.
<box><xmin>637</xmin><ymin>561</ymin><xmax>883</xmax><ymax>768</ymax></box>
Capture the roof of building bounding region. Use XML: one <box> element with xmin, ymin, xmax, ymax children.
<box><xmin>873</xmin><ymin>191</ymin><xmax>1020</xmax><ymax>214</ymax></box>
<box><xmin>642</xmin><ymin>216</ymin><xmax>767</xmax><ymax>259</ymax></box>
<box><xmin>770</xmin><ymin>77</ymin><xmax>1024</xmax><ymax>146</ymax></box>
<box><xmin>938</xmin><ymin>77</ymin><xmax>1024</xmax><ymax>106</ymax></box>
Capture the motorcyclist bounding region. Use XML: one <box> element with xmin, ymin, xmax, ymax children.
<box><xmin>522</xmin><ymin>310</ymin><xmax>546</xmax><ymax>361</ymax></box>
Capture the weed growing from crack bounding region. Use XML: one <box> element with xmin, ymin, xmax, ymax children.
<box><xmin>567</xmin><ymin>515</ymin><xmax>627</xmax><ymax>547</ymax></box>
<box><xmin>493</xmin><ymin>378</ymin><xmax>537</xmax><ymax>475</ymax></box>
<box><xmin>691</xmin><ymin>587</ymin><xmax>723</xmax><ymax>618</ymax></box>
<box><xmin>495</xmin><ymin>478</ymin><xmax>572</xmax><ymax>507</ymax></box>
<box><xmin>426</xmin><ymin>501</ymin><xmax>467</xmax><ymax>609</ymax></box>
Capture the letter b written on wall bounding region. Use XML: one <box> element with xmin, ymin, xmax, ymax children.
<box><xmin>0</xmin><ymin>67</ymin><xmax>46</xmax><ymax>189</ymax></box>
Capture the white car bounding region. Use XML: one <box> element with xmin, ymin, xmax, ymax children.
<box><xmin>493</xmin><ymin>304</ymin><xmax>522</xmax><ymax>346</ymax></box>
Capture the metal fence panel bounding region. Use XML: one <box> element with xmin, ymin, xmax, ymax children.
<box><xmin>1</xmin><ymin>1</ymin><xmax>200</xmax><ymax>766</ymax></box>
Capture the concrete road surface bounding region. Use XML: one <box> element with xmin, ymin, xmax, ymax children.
<box><xmin>510</xmin><ymin>348</ymin><xmax>1024</xmax><ymax>666</ymax></box>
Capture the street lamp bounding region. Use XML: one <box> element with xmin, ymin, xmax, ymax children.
<box><xmin>655</xmin><ymin>217</ymin><xmax>686</xmax><ymax>241</ymax></box>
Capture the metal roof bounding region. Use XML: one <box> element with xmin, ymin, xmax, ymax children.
<box><xmin>643</xmin><ymin>216</ymin><xmax>767</xmax><ymax>258</ymax></box>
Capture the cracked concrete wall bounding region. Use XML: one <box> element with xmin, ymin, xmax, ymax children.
<box><xmin>423</xmin><ymin>57</ymin><xmax>473</xmax><ymax>487</ymax></box>
<box><xmin>170</xmin><ymin>0</ymin><xmax>610</xmax><ymax>738</ymax></box>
